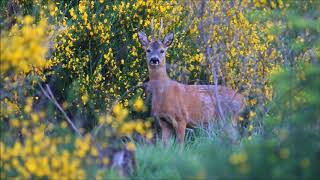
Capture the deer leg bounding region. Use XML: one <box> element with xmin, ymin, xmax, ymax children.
<box><xmin>231</xmin><ymin>115</ymin><xmax>238</xmax><ymax>127</ymax></box>
<box><xmin>227</xmin><ymin>115</ymin><xmax>239</xmax><ymax>144</ymax></box>
<box><xmin>176</xmin><ymin>121</ymin><xmax>186</xmax><ymax>145</ymax></box>
<box><xmin>159</xmin><ymin>119</ymin><xmax>172</xmax><ymax>144</ymax></box>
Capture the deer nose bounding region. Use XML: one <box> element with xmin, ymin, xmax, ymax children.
<box><xmin>150</xmin><ymin>57</ymin><xmax>160</xmax><ymax>65</ymax></box>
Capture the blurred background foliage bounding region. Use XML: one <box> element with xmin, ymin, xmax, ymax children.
<box><xmin>0</xmin><ymin>0</ymin><xmax>319</xmax><ymax>179</ymax></box>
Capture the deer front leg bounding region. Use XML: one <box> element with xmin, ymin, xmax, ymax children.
<box><xmin>176</xmin><ymin>121</ymin><xmax>186</xmax><ymax>145</ymax></box>
<box><xmin>159</xmin><ymin>119</ymin><xmax>172</xmax><ymax>144</ymax></box>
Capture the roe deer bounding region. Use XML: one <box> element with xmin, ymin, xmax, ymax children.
<box><xmin>138</xmin><ymin>19</ymin><xmax>245</xmax><ymax>144</ymax></box>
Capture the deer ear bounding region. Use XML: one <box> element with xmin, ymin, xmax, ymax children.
<box><xmin>138</xmin><ymin>31</ymin><xmax>149</xmax><ymax>48</ymax></box>
<box><xmin>163</xmin><ymin>32</ymin><xmax>174</xmax><ymax>48</ymax></box>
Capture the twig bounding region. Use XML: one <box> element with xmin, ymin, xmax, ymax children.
<box><xmin>39</xmin><ymin>84</ymin><xmax>83</xmax><ymax>138</ymax></box>
<box><xmin>197</xmin><ymin>1</ymin><xmax>226</xmax><ymax>122</ymax></box>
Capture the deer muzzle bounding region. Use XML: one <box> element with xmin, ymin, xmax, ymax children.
<box><xmin>149</xmin><ymin>57</ymin><xmax>160</xmax><ymax>65</ymax></box>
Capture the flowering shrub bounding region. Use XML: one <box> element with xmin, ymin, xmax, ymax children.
<box><xmin>0</xmin><ymin>16</ymin><xmax>48</xmax><ymax>75</ymax></box>
<box><xmin>0</xmin><ymin>94</ymin><xmax>95</xmax><ymax>178</ymax></box>
<box><xmin>187</xmin><ymin>1</ymin><xmax>280</xmax><ymax>135</ymax></box>
<box><xmin>97</xmin><ymin>102</ymin><xmax>153</xmax><ymax>140</ymax></box>
<box><xmin>38</xmin><ymin>0</ymin><xmax>287</xmax><ymax>134</ymax></box>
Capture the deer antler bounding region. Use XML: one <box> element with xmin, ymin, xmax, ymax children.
<box><xmin>151</xmin><ymin>17</ymin><xmax>155</xmax><ymax>41</ymax></box>
<box><xmin>158</xmin><ymin>18</ymin><xmax>163</xmax><ymax>40</ymax></box>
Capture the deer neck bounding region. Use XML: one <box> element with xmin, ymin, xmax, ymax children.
<box><xmin>148</xmin><ymin>66</ymin><xmax>170</xmax><ymax>81</ymax></box>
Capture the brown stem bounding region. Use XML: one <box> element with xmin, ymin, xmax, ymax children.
<box><xmin>39</xmin><ymin>84</ymin><xmax>83</xmax><ymax>138</ymax></box>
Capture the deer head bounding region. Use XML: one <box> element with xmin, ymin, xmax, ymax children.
<box><xmin>138</xmin><ymin>18</ymin><xmax>174</xmax><ymax>70</ymax></box>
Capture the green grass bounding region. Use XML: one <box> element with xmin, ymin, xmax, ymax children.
<box><xmin>134</xmin><ymin>140</ymin><xmax>203</xmax><ymax>180</ymax></box>
<box><xmin>133</xmin><ymin>125</ymin><xmax>235</xmax><ymax>179</ymax></box>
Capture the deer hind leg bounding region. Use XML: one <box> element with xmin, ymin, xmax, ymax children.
<box><xmin>226</xmin><ymin>115</ymin><xmax>239</xmax><ymax>144</ymax></box>
<box><xmin>159</xmin><ymin>118</ymin><xmax>172</xmax><ymax>144</ymax></box>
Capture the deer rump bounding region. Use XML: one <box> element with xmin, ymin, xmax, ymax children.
<box><xmin>148</xmin><ymin>80</ymin><xmax>245</xmax><ymax>136</ymax></box>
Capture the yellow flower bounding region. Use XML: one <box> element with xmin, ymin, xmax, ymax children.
<box><xmin>144</xmin><ymin>121</ymin><xmax>151</xmax><ymax>128</ymax></box>
<box><xmin>90</xmin><ymin>147</ymin><xmax>99</xmax><ymax>157</ymax></box>
<box><xmin>300</xmin><ymin>158</ymin><xmax>310</xmax><ymax>169</ymax></box>
<box><xmin>229</xmin><ymin>151</ymin><xmax>248</xmax><ymax>165</ymax></box>
<box><xmin>10</xmin><ymin>118</ymin><xmax>20</xmax><ymax>128</ymax></box>
<box><xmin>102</xmin><ymin>157</ymin><xmax>109</xmax><ymax>165</ymax></box>
<box><xmin>81</xmin><ymin>94</ymin><xmax>89</xmax><ymax>105</ymax></box>
<box><xmin>126</xmin><ymin>142</ymin><xmax>136</xmax><ymax>151</ymax></box>
<box><xmin>23</xmin><ymin>15</ymin><xmax>34</xmax><ymax>24</ymax></box>
<box><xmin>25</xmin><ymin>157</ymin><xmax>37</xmax><ymax>173</ymax></box>
<box><xmin>113</xmin><ymin>104</ymin><xmax>128</xmax><ymax>121</ymax></box>
<box><xmin>33</xmin><ymin>131</ymin><xmax>44</xmax><ymax>142</ymax></box>
<box><xmin>98</xmin><ymin>115</ymin><xmax>105</xmax><ymax>124</ymax></box>
<box><xmin>146</xmin><ymin>131</ymin><xmax>153</xmax><ymax>140</ymax></box>
<box><xmin>113</xmin><ymin>104</ymin><xmax>122</xmax><ymax>115</ymax></box>
<box><xmin>133</xmin><ymin>97</ymin><xmax>144</xmax><ymax>112</ymax></box>
<box><xmin>31</xmin><ymin>114</ymin><xmax>39</xmax><ymax>123</ymax></box>
<box><xmin>79</xmin><ymin>2</ymin><xmax>86</xmax><ymax>13</ymax></box>
<box><xmin>1</xmin><ymin>16</ymin><xmax>48</xmax><ymax>74</ymax></box>
<box><xmin>249</xmin><ymin>111</ymin><xmax>256</xmax><ymax>119</ymax></box>
<box><xmin>106</xmin><ymin>116</ymin><xmax>113</xmax><ymax>124</ymax></box>
<box><xmin>24</xmin><ymin>105</ymin><xmax>32</xmax><ymax>113</ymax></box>
<box><xmin>279</xmin><ymin>148</ymin><xmax>290</xmax><ymax>159</ymax></box>
<box><xmin>61</xmin><ymin>121</ymin><xmax>68</xmax><ymax>128</ymax></box>
<box><xmin>69</xmin><ymin>8</ymin><xmax>77</xmax><ymax>20</ymax></box>
<box><xmin>82</xmin><ymin>12</ymin><xmax>88</xmax><ymax>24</ymax></box>
<box><xmin>51</xmin><ymin>157</ymin><xmax>60</xmax><ymax>169</ymax></box>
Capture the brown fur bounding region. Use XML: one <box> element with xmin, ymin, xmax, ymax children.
<box><xmin>146</xmin><ymin>69</ymin><xmax>245</xmax><ymax>144</ymax></box>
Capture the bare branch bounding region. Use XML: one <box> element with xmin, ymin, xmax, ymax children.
<box><xmin>197</xmin><ymin>3</ymin><xmax>226</xmax><ymax>123</ymax></box>
<box><xmin>39</xmin><ymin>84</ymin><xmax>83</xmax><ymax>138</ymax></box>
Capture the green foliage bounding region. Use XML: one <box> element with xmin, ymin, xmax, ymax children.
<box><xmin>268</xmin><ymin>65</ymin><xmax>320</xmax><ymax>127</ymax></box>
<box><xmin>248</xmin><ymin>0</ymin><xmax>320</xmax><ymax>66</ymax></box>
<box><xmin>135</xmin><ymin>142</ymin><xmax>198</xmax><ymax>179</ymax></box>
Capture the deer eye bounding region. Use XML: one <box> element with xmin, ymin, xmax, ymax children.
<box><xmin>147</xmin><ymin>49</ymin><xmax>151</xmax><ymax>53</ymax></box>
<box><xmin>160</xmin><ymin>50</ymin><xmax>164</xmax><ymax>53</ymax></box>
